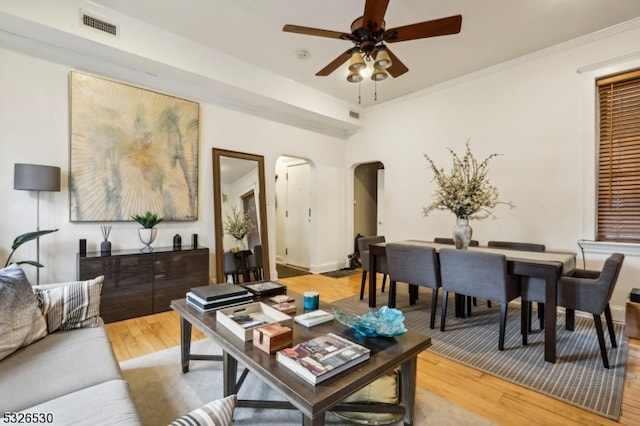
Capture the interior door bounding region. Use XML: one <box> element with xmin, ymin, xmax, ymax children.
<box><xmin>285</xmin><ymin>163</ymin><xmax>311</xmax><ymax>268</ymax></box>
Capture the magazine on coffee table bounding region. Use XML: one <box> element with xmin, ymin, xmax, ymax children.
<box><xmin>276</xmin><ymin>332</ymin><xmax>370</xmax><ymax>385</ymax></box>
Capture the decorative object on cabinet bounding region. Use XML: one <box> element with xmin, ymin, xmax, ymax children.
<box><xmin>69</xmin><ymin>71</ymin><xmax>199</xmax><ymax>222</ymax></box>
<box><xmin>132</xmin><ymin>211</ymin><xmax>163</xmax><ymax>251</ymax></box>
<box><xmin>100</xmin><ymin>225</ymin><xmax>112</xmax><ymax>255</ymax></box>
<box><xmin>77</xmin><ymin>246</ymin><xmax>209</xmax><ymax>323</ymax></box>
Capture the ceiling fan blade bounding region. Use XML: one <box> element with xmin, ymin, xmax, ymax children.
<box><xmin>362</xmin><ymin>0</ymin><xmax>390</xmax><ymax>32</ymax></box>
<box><xmin>384</xmin><ymin>15</ymin><xmax>462</xmax><ymax>43</ymax></box>
<box><xmin>316</xmin><ymin>49</ymin><xmax>353</xmax><ymax>76</ymax></box>
<box><xmin>283</xmin><ymin>24</ymin><xmax>354</xmax><ymax>41</ymax></box>
<box><xmin>385</xmin><ymin>48</ymin><xmax>409</xmax><ymax>78</ymax></box>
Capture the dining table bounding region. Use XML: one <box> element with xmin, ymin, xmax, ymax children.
<box><xmin>367</xmin><ymin>240</ymin><xmax>576</xmax><ymax>363</ymax></box>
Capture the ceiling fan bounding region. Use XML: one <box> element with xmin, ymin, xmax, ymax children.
<box><xmin>282</xmin><ymin>0</ymin><xmax>462</xmax><ymax>82</ymax></box>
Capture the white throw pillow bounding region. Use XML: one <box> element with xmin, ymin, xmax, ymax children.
<box><xmin>169</xmin><ymin>394</ymin><xmax>237</xmax><ymax>426</ymax></box>
<box><xmin>34</xmin><ymin>276</ymin><xmax>104</xmax><ymax>333</ymax></box>
<box><xmin>0</xmin><ymin>264</ymin><xmax>47</xmax><ymax>361</ymax></box>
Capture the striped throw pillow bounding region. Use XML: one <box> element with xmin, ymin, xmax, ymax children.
<box><xmin>169</xmin><ymin>395</ymin><xmax>237</xmax><ymax>426</ymax></box>
<box><xmin>35</xmin><ymin>276</ymin><xmax>104</xmax><ymax>333</ymax></box>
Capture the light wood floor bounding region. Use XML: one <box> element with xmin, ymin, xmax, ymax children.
<box><xmin>105</xmin><ymin>272</ymin><xmax>640</xmax><ymax>425</ymax></box>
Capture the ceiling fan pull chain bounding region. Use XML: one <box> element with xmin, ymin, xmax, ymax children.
<box><xmin>374</xmin><ymin>80</ymin><xmax>378</xmax><ymax>101</ymax></box>
<box><xmin>358</xmin><ymin>80</ymin><xmax>362</xmax><ymax>104</ymax></box>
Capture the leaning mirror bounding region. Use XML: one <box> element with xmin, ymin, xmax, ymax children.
<box><xmin>212</xmin><ymin>148</ymin><xmax>269</xmax><ymax>284</ymax></box>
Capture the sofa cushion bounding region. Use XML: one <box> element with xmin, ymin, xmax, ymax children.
<box><xmin>0</xmin><ymin>327</ymin><xmax>122</xmax><ymax>413</ymax></box>
<box><xmin>34</xmin><ymin>276</ymin><xmax>103</xmax><ymax>333</ymax></box>
<box><xmin>17</xmin><ymin>379</ymin><xmax>141</xmax><ymax>425</ymax></box>
<box><xmin>169</xmin><ymin>395</ymin><xmax>237</xmax><ymax>426</ymax></box>
<box><xmin>0</xmin><ymin>264</ymin><xmax>47</xmax><ymax>361</ymax></box>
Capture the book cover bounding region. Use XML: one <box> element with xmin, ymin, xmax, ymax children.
<box><xmin>294</xmin><ymin>310</ymin><xmax>334</xmax><ymax>327</ymax></box>
<box><xmin>190</xmin><ymin>283</ymin><xmax>250</xmax><ymax>302</ymax></box>
<box><xmin>276</xmin><ymin>333</ymin><xmax>370</xmax><ymax>385</ymax></box>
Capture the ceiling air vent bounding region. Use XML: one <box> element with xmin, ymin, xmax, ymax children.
<box><xmin>349</xmin><ymin>110</ymin><xmax>360</xmax><ymax>119</ymax></box>
<box><xmin>80</xmin><ymin>10</ymin><xmax>118</xmax><ymax>37</ymax></box>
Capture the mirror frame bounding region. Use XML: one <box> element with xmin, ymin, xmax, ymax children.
<box><xmin>212</xmin><ymin>148</ymin><xmax>270</xmax><ymax>283</ymax></box>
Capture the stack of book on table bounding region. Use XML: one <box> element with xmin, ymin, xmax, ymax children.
<box><xmin>186</xmin><ymin>283</ymin><xmax>253</xmax><ymax>313</ymax></box>
<box><xmin>276</xmin><ymin>332</ymin><xmax>370</xmax><ymax>385</ymax></box>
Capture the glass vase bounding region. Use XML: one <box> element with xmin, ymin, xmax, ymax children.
<box><xmin>452</xmin><ymin>217</ymin><xmax>472</xmax><ymax>250</ymax></box>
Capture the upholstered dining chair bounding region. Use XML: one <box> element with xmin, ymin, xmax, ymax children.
<box><xmin>385</xmin><ymin>243</ymin><xmax>441</xmax><ymax>329</ymax></box>
<box><xmin>247</xmin><ymin>244</ymin><xmax>263</xmax><ymax>280</ymax></box>
<box><xmin>433</xmin><ymin>237</ymin><xmax>479</xmax><ymax>247</ymax></box>
<box><xmin>224</xmin><ymin>251</ymin><xmax>240</xmax><ymax>284</ymax></box>
<box><xmin>439</xmin><ymin>248</ymin><xmax>521</xmax><ymax>350</ymax></box>
<box><xmin>521</xmin><ymin>253</ymin><xmax>624</xmax><ymax>368</ymax></box>
<box><xmin>357</xmin><ymin>235</ymin><xmax>388</xmax><ymax>300</ymax></box>
<box><xmin>488</xmin><ymin>240</ymin><xmax>546</xmax><ymax>331</ymax></box>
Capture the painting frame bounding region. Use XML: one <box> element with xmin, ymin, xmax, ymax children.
<box><xmin>69</xmin><ymin>71</ymin><xmax>199</xmax><ymax>222</ymax></box>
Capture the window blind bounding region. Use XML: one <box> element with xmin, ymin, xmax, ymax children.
<box><xmin>596</xmin><ymin>69</ymin><xmax>640</xmax><ymax>242</ymax></box>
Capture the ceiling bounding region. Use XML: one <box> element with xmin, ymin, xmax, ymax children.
<box><xmin>87</xmin><ymin>0</ymin><xmax>640</xmax><ymax>107</ymax></box>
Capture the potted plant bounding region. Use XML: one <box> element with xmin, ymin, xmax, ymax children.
<box><xmin>223</xmin><ymin>206</ymin><xmax>255</xmax><ymax>250</ymax></box>
<box><xmin>132</xmin><ymin>211</ymin><xmax>164</xmax><ymax>250</ymax></box>
<box><xmin>4</xmin><ymin>229</ymin><xmax>58</xmax><ymax>268</ymax></box>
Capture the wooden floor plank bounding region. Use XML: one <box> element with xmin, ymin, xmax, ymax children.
<box><xmin>105</xmin><ymin>271</ymin><xmax>640</xmax><ymax>424</ymax></box>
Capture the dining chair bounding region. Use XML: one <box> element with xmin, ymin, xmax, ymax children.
<box><xmin>223</xmin><ymin>251</ymin><xmax>240</xmax><ymax>284</ymax></box>
<box><xmin>488</xmin><ymin>240</ymin><xmax>546</xmax><ymax>331</ymax></box>
<box><xmin>385</xmin><ymin>243</ymin><xmax>441</xmax><ymax>329</ymax></box>
<box><xmin>521</xmin><ymin>253</ymin><xmax>624</xmax><ymax>368</ymax></box>
<box><xmin>247</xmin><ymin>244</ymin><xmax>263</xmax><ymax>280</ymax></box>
<box><xmin>357</xmin><ymin>236</ymin><xmax>388</xmax><ymax>300</ymax></box>
<box><xmin>434</xmin><ymin>238</ymin><xmax>480</xmax><ymax>313</ymax></box>
<box><xmin>434</xmin><ymin>237</ymin><xmax>479</xmax><ymax>246</ymax></box>
<box><xmin>439</xmin><ymin>248</ymin><xmax>521</xmax><ymax>350</ymax></box>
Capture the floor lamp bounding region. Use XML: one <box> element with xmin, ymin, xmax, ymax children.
<box><xmin>14</xmin><ymin>163</ymin><xmax>61</xmax><ymax>284</ymax></box>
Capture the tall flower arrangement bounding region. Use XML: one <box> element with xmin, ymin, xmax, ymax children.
<box><xmin>224</xmin><ymin>205</ymin><xmax>255</xmax><ymax>240</ymax></box>
<box><xmin>423</xmin><ymin>141</ymin><xmax>513</xmax><ymax>220</ymax></box>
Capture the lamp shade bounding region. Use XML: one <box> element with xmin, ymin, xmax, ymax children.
<box><xmin>346</xmin><ymin>70</ymin><xmax>364</xmax><ymax>83</ymax></box>
<box><xmin>374</xmin><ymin>47</ymin><xmax>392</xmax><ymax>70</ymax></box>
<box><xmin>14</xmin><ymin>163</ymin><xmax>61</xmax><ymax>191</ymax></box>
<box><xmin>348</xmin><ymin>49</ymin><xmax>366</xmax><ymax>72</ymax></box>
<box><xmin>371</xmin><ymin>68</ymin><xmax>389</xmax><ymax>81</ymax></box>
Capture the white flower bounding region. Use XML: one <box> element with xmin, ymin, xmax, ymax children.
<box><xmin>423</xmin><ymin>140</ymin><xmax>514</xmax><ymax>220</ymax></box>
<box><xmin>224</xmin><ymin>206</ymin><xmax>255</xmax><ymax>239</ymax></box>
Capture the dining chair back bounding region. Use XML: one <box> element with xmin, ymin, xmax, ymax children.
<box><xmin>487</xmin><ymin>240</ymin><xmax>545</xmax><ymax>252</ymax></box>
<box><xmin>488</xmin><ymin>240</ymin><xmax>546</xmax><ymax>332</ymax></box>
<box><xmin>385</xmin><ymin>243</ymin><xmax>441</xmax><ymax>328</ymax></box>
<box><xmin>223</xmin><ymin>251</ymin><xmax>239</xmax><ymax>284</ymax></box>
<box><xmin>434</xmin><ymin>237</ymin><xmax>479</xmax><ymax>246</ymax></box>
<box><xmin>439</xmin><ymin>248</ymin><xmax>520</xmax><ymax>350</ymax></box>
<box><xmin>357</xmin><ymin>235</ymin><xmax>388</xmax><ymax>300</ymax></box>
<box><xmin>247</xmin><ymin>245</ymin><xmax>263</xmax><ymax>281</ymax></box>
<box><xmin>557</xmin><ymin>253</ymin><xmax>624</xmax><ymax>368</ymax></box>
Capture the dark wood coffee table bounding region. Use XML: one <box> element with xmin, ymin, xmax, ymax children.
<box><xmin>171</xmin><ymin>292</ymin><xmax>431</xmax><ymax>426</ymax></box>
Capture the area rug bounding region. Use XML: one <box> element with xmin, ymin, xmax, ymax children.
<box><xmin>322</xmin><ymin>268</ymin><xmax>361</xmax><ymax>279</ymax></box>
<box><xmin>120</xmin><ymin>339</ymin><xmax>495</xmax><ymax>426</ymax></box>
<box><xmin>332</xmin><ymin>287</ymin><xmax>628</xmax><ymax>420</ymax></box>
<box><xmin>276</xmin><ymin>263</ymin><xmax>311</xmax><ymax>279</ymax></box>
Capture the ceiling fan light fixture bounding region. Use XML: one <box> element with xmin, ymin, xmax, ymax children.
<box><xmin>348</xmin><ymin>49</ymin><xmax>366</xmax><ymax>72</ymax></box>
<box><xmin>346</xmin><ymin>70</ymin><xmax>363</xmax><ymax>83</ymax></box>
<box><xmin>374</xmin><ymin>47</ymin><xmax>392</xmax><ymax>69</ymax></box>
<box><xmin>371</xmin><ymin>68</ymin><xmax>389</xmax><ymax>81</ymax></box>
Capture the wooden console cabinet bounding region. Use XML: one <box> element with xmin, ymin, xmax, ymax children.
<box><xmin>78</xmin><ymin>246</ymin><xmax>209</xmax><ymax>323</ymax></box>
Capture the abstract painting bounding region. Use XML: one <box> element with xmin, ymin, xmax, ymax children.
<box><xmin>70</xmin><ymin>71</ymin><xmax>199</xmax><ymax>221</ymax></box>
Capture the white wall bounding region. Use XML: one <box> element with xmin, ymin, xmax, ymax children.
<box><xmin>0</xmin><ymin>48</ymin><xmax>348</xmax><ymax>284</ymax></box>
<box><xmin>345</xmin><ymin>23</ymin><xmax>640</xmax><ymax>320</ymax></box>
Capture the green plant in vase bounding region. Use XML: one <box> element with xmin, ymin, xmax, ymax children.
<box><xmin>132</xmin><ymin>211</ymin><xmax>164</xmax><ymax>250</ymax></box>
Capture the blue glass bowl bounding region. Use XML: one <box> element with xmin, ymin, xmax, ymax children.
<box><xmin>332</xmin><ymin>306</ymin><xmax>407</xmax><ymax>337</ymax></box>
